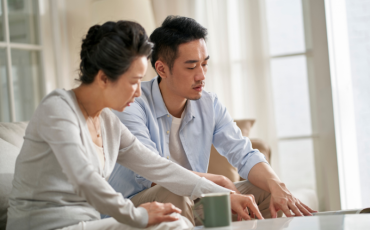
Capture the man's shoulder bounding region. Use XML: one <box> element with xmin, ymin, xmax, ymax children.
<box><xmin>136</xmin><ymin>78</ymin><xmax>156</xmax><ymax>105</ymax></box>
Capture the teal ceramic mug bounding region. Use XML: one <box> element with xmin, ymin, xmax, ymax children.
<box><xmin>193</xmin><ymin>193</ymin><xmax>231</xmax><ymax>228</ymax></box>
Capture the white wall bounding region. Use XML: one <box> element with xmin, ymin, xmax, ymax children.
<box><xmin>64</xmin><ymin>0</ymin><xmax>157</xmax><ymax>89</ymax></box>
<box><xmin>65</xmin><ymin>0</ymin><xmax>93</xmax><ymax>89</ymax></box>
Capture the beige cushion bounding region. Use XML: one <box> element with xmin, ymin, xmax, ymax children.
<box><xmin>249</xmin><ymin>138</ymin><xmax>270</xmax><ymax>163</ymax></box>
<box><xmin>235</xmin><ymin>119</ymin><xmax>255</xmax><ymax>137</ymax></box>
<box><xmin>208</xmin><ymin>145</ymin><xmax>240</xmax><ymax>182</ymax></box>
<box><xmin>0</xmin><ymin>122</ymin><xmax>28</xmax><ymax>148</ymax></box>
<box><xmin>208</xmin><ymin>119</ymin><xmax>258</xmax><ymax>182</ymax></box>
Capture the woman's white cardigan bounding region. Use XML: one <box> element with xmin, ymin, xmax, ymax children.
<box><xmin>6</xmin><ymin>89</ymin><xmax>229</xmax><ymax>230</ymax></box>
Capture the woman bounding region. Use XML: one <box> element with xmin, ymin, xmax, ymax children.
<box><xmin>6</xmin><ymin>21</ymin><xmax>230</xmax><ymax>230</ymax></box>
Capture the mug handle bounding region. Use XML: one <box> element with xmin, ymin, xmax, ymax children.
<box><xmin>192</xmin><ymin>200</ymin><xmax>204</xmax><ymax>225</ymax></box>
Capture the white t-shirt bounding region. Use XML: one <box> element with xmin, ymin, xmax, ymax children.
<box><xmin>169</xmin><ymin>113</ymin><xmax>192</xmax><ymax>170</ymax></box>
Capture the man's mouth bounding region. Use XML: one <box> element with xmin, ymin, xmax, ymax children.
<box><xmin>193</xmin><ymin>85</ymin><xmax>203</xmax><ymax>92</ymax></box>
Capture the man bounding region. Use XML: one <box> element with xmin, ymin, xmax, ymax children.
<box><xmin>108</xmin><ymin>16</ymin><xmax>316</xmax><ymax>224</ymax></box>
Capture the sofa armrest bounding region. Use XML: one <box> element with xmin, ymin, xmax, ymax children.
<box><xmin>208</xmin><ymin>138</ymin><xmax>271</xmax><ymax>183</ymax></box>
<box><xmin>250</xmin><ymin>138</ymin><xmax>271</xmax><ymax>163</ymax></box>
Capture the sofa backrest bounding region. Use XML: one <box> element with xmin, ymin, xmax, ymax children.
<box><xmin>0</xmin><ymin>122</ymin><xmax>28</xmax><ymax>148</ymax></box>
<box><xmin>0</xmin><ymin>122</ymin><xmax>27</xmax><ymax>230</ymax></box>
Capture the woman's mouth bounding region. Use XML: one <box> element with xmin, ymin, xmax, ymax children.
<box><xmin>126</xmin><ymin>100</ymin><xmax>135</xmax><ymax>106</ymax></box>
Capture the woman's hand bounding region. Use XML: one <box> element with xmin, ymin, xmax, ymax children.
<box><xmin>139</xmin><ymin>201</ymin><xmax>182</xmax><ymax>227</ymax></box>
<box><xmin>230</xmin><ymin>193</ymin><xmax>264</xmax><ymax>220</ymax></box>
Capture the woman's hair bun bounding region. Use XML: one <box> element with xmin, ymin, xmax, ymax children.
<box><xmin>80</xmin><ymin>25</ymin><xmax>101</xmax><ymax>57</ymax></box>
<box><xmin>78</xmin><ymin>21</ymin><xmax>152</xmax><ymax>84</ymax></box>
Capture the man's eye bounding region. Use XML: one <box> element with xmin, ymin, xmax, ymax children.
<box><xmin>187</xmin><ymin>66</ymin><xmax>196</xmax><ymax>70</ymax></box>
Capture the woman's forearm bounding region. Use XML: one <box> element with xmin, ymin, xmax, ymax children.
<box><xmin>191</xmin><ymin>171</ymin><xmax>225</xmax><ymax>185</ymax></box>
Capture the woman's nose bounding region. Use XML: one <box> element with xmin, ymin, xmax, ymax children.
<box><xmin>134</xmin><ymin>82</ymin><xmax>141</xmax><ymax>97</ymax></box>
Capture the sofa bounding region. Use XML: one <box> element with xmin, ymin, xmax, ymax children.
<box><xmin>0</xmin><ymin>119</ymin><xmax>318</xmax><ymax>229</ymax></box>
<box><xmin>0</xmin><ymin>122</ymin><xmax>28</xmax><ymax>230</ymax></box>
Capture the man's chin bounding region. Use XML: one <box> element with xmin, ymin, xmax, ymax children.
<box><xmin>187</xmin><ymin>93</ymin><xmax>202</xmax><ymax>101</ymax></box>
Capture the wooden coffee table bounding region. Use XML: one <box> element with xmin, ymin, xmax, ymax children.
<box><xmin>194</xmin><ymin>214</ymin><xmax>370</xmax><ymax>229</ymax></box>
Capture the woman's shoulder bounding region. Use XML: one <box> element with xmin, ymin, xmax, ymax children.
<box><xmin>39</xmin><ymin>89</ymin><xmax>74</xmax><ymax>107</ymax></box>
<box><xmin>34</xmin><ymin>89</ymin><xmax>78</xmax><ymax>120</ymax></box>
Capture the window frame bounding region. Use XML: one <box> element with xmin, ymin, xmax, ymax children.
<box><xmin>0</xmin><ymin>0</ymin><xmax>60</xmax><ymax>122</ymax></box>
<box><xmin>263</xmin><ymin>0</ymin><xmax>341</xmax><ymax>211</ymax></box>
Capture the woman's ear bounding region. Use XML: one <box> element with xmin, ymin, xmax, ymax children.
<box><xmin>155</xmin><ymin>60</ymin><xmax>169</xmax><ymax>79</ymax></box>
<box><xmin>96</xmin><ymin>70</ymin><xmax>109</xmax><ymax>88</ymax></box>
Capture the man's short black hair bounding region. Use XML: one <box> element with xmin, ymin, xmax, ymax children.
<box><xmin>149</xmin><ymin>15</ymin><xmax>207</xmax><ymax>74</ymax></box>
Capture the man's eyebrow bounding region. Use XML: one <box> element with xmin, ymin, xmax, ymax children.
<box><xmin>132</xmin><ymin>76</ymin><xmax>143</xmax><ymax>79</ymax></box>
<box><xmin>184</xmin><ymin>55</ymin><xmax>210</xmax><ymax>64</ymax></box>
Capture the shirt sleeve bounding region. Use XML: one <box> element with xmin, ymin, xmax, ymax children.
<box><xmin>116</xmin><ymin>123</ymin><xmax>231</xmax><ymax>200</ymax></box>
<box><xmin>113</xmin><ymin>102</ymin><xmax>158</xmax><ymax>189</ymax></box>
<box><xmin>212</xmin><ymin>95</ymin><xmax>268</xmax><ymax>180</ymax></box>
<box><xmin>37</xmin><ymin>96</ymin><xmax>148</xmax><ymax>228</ymax></box>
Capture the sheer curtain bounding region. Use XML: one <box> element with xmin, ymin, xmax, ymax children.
<box><xmin>325</xmin><ymin>0</ymin><xmax>370</xmax><ymax>209</ymax></box>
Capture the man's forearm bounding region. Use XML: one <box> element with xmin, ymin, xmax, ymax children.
<box><xmin>191</xmin><ymin>171</ymin><xmax>226</xmax><ymax>185</ymax></box>
<box><xmin>247</xmin><ymin>162</ymin><xmax>283</xmax><ymax>193</ymax></box>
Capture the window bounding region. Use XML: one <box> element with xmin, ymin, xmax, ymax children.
<box><xmin>0</xmin><ymin>0</ymin><xmax>43</xmax><ymax>122</ymax></box>
<box><xmin>265</xmin><ymin>0</ymin><xmax>316</xmax><ymax>192</ymax></box>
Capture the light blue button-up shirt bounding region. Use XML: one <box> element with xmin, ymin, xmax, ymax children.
<box><xmin>108</xmin><ymin>77</ymin><xmax>268</xmax><ymax>199</ymax></box>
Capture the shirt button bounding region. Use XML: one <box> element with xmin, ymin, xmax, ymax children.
<box><xmin>167</xmin><ymin>156</ymin><xmax>169</xmax><ymax>159</ymax></box>
<box><xmin>167</xmin><ymin>114</ymin><xmax>170</xmax><ymax>117</ymax></box>
<box><xmin>167</xmin><ymin>130</ymin><xmax>170</xmax><ymax>134</ymax></box>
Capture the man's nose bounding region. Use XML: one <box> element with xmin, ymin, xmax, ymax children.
<box><xmin>195</xmin><ymin>67</ymin><xmax>206</xmax><ymax>81</ymax></box>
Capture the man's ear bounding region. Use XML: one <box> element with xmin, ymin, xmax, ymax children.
<box><xmin>96</xmin><ymin>70</ymin><xmax>109</xmax><ymax>89</ymax></box>
<box><xmin>155</xmin><ymin>60</ymin><xmax>169</xmax><ymax>79</ymax></box>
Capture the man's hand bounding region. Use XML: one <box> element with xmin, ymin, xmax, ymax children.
<box><xmin>139</xmin><ymin>202</ymin><xmax>181</xmax><ymax>227</ymax></box>
<box><xmin>248</xmin><ymin>162</ymin><xmax>317</xmax><ymax>218</ymax></box>
<box><xmin>230</xmin><ymin>193</ymin><xmax>264</xmax><ymax>220</ymax></box>
<box><xmin>268</xmin><ymin>180</ymin><xmax>317</xmax><ymax>217</ymax></box>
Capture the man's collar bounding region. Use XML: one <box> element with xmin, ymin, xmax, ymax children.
<box><xmin>152</xmin><ymin>77</ymin><xmax>168</xmax><ymax>118</ymax></box>
<box><xmin>151</xmin><ymin>76</ymin><xmax>196</xmax><ymax>120</ymax></box>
